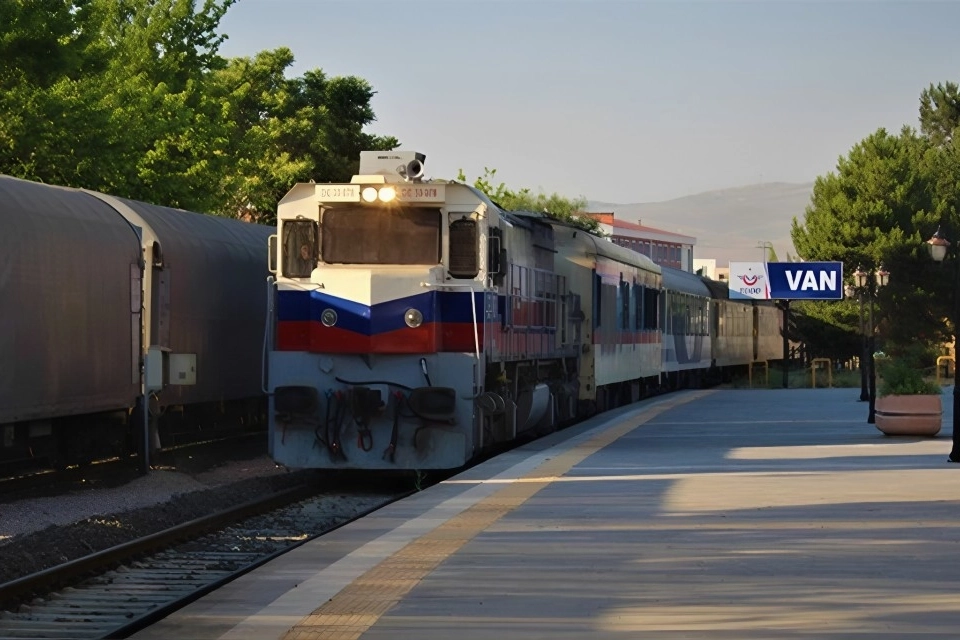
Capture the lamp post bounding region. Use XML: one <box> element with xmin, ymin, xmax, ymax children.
<box><xmin>854</xmin><ymin>264</ymin><xmax>890</xmax><ymax>423</ymax></box>
<box><xmin>848</xmin><ymin>273</ymin><xmax>869</xmax><ymax>402</ymax></box>
<box><xmin>758</xmin><ymin>241</ymin><xmax>774</xmax><ymax>263</ymax></box>
<box><xmin>925</xmin><ymin>226</ymin><xmax>960</xmax><ymax>463</ymax></box>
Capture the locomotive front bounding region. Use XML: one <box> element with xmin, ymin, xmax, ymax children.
<box><xmin>267</xmin><ymin>152</ymin><xmax>494</xmax><ymax>470</ymax></box>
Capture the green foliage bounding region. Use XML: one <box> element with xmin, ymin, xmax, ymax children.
<box><xmin>0</xmin><ymin>0</ymin><xmax>398</xmax><ymax>222</ymax></box>
<box><xmin>789</xmin><ymin>300</ymin><xmax>862</xmax><ymax>361</ymax></box>
<box><xmin>789</xmin><ymin>124</ymin><xmax>959</xmax><ymax>350</ymax></box>
<box><xmin>0</xmin><ymin>0</ymin><xmax>102</xmax><ymax>87</ymax></box>
<box><xmin>206</xmin><ymin>50</ymin><xmax>398</xmax><ymax>222</ymax></box>
<box><xmin>889</xmin><ymin>341</ymin><xmax>939</xmax><ymax>368</ymax></box>
<box><xmin>456</xmin><ymin>167</ymin><xmax>601</xmax><ymax>234</ymax></box>
<box><xmin>920</xmin><ymin>81</ymin><xmax>960</xmax><ymax>148</ymax></box>
<box><xmin>877</xmin><ymin>357</ymin><xmax>941</xmax><ymax>396</ymax></box>
<box><xmin>787</xmin><ymin>77</ymin><xmax>960</xmax><ymax>359</ymax></box>
<box><xmin>791</xmin><ymin>127</ymin><xmax>936</xmax><ymax>269</ymax></box>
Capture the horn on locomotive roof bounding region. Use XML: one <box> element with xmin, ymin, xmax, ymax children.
<box><xmin>357</xmin><ymin>150</ymin><xmax>426</xmax><ymax>183</ymax></box>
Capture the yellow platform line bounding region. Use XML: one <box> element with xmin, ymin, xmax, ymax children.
<box><xmin>282</xmin><ymin>391</ymin><xmax>710</xmax><ymax>640</ymax></box>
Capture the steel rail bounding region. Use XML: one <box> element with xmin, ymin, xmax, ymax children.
<box><xmin>0</xmin><ymin>482</ymin><xmax>319</xmax><ymax>608</ymax></box>
<box><xmin>105</xmin><ymin>493</ymin><xmax>410</xmax><ymax>639</ymax></box>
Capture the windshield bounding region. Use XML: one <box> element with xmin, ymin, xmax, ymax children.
<box><xmin>321</xmin><ymin>206</ymin><xmax>441</xmax><ymax>264</ymax></box>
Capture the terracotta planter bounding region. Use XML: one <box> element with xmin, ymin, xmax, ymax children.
<box><xmin>874</xmin><ymin>394</ymin><xmax>943</xmax><ymax>436</ymax></box>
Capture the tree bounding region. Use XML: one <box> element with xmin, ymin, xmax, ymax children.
<box><xmin>0</xmin><ymin>0</ymin><xmax>236</xmax><ymax>204</ymax></box>
<box><xmin>302</xmin><ymin>72</ymin><xmax>399</xmax><ymax>184</ymax></box>
<box><xmin>0</xmin><ymin>1</ymin><xmax>110</xmax><ymax>186</ymax></box>
<box><xmin>0</xmin><ymin>1</ymin><xmax>398</xmax><ymax>221</ymax></box>
<box><xmin>920</xmin><ymin>81</ymin><xmax>960</xmax><ymax>148</ymax></box>
<box><xmin>789</xmin><ymin>299</ymin><xmax>863</xmax><ymax>362</ymax></box>
<box><xmin>456</xmin><ymin>167</ymin><xmax>601</xmax><ymax>234</ymax></box>
<box><xmin>206</xmin><ymin>50</ymin><xmax>398</xmax><ymax>223</ymax></box>
<box><xmin>790</xmin><ymin>126</ymin><xmax>948</xmax><ymax>350</ymax></box>
<box><xmin>0</xmin><ymin>0</ymin><xmax>103</xmax><ymax>88</ymax></box>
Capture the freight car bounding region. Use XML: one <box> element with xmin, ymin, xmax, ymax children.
<box><xmin>264</xmin><ymin>151</ymin><xmax>784</xmax><ymax>472</ymax></box>
<box><xmin>0</xmin><ymin>175</ymin><xmax>273</xmax><ymax>471</ymax></box>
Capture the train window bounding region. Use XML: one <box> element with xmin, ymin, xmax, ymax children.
<box><xmin>643</xmin><ymin>286</ymin><xmax>658</xmax><ymax>330</ymax></box>
<box><xmin>615</xmin><ymin>281</ymin><xmax>622</xmax><ymax>329</ymax></box>
<box><xmin>488</xmin><ymin>227</ymin><xmax>506</xmax><ymax>283</ymax></box>
<box><xmin>281</xmin><ymin>219</ymin><xmax>318</xmax><ymax>278</ymax></box>
<box><xmin>633</xmin><ymin>283</ymin><xmax>642</xmax><ymax>330</ymax></box>
<box><xmin>593</xmin><ymin>272</ymin><xmax>602</xmax><ymax>328</ymax></box>
<box><xmin>448</xmin><ymin>218</ymin><xmax>478</xmax><ymax>278</ymax></box>
<box><xmin>626</xmin><ymin>281</ymin><xmax>633</xmax><ymax>329</ymax></box>
<box><xmin>321</xmin><ymin>207</ymin><xmax>441</xmax><ymax>264</ymax></box>
<box><xmin>619</xmin><ymin>280</ymin><xmax>630</xmax><ymax>330</ymax></box>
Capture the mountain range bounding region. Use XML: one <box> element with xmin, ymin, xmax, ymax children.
<box><xmin>588</xmin><ymin>181</ymin><xmax>815</xmax><ymax>267</ymax></box>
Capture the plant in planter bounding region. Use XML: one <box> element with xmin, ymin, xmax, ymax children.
<box><xmin>874</xmin><ymin>355</ymin><xmax>942</xmax><ymax>436</ymax></box>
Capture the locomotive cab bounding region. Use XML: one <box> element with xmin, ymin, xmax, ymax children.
<box><xmin>267</xmin><ymin>151</ymin><xmax>507</xmax><ymax>470</ymax></box>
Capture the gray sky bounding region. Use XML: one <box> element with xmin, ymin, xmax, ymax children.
<box><xmin>217</xmin><ymin>0</ymin><xmax>960</xmax><ymax>204</ymax></box>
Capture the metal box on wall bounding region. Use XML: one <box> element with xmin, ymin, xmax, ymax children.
<box><xmin>168</xmin><ymin>354</ymin><xmax>197</xmax><ymax>386</ymax></box>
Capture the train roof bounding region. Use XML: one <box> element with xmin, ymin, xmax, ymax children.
<box><xmin>588</xmin><ymin>232</ymin><xmax>661</xmax><ymax>273</ymax></box>
<box><xmin>513</xmin><ymin>211</ymin><xmax>661</xmax><ymax>274</ymax></box>
<box><xmin>114</xmin><ymin>196</ymin><xmax>273</xmax><ymax>260</ymax></box>
<box><xmin>700</xmin><ymin>275</ymin><xmax>731</xmax><ymax>299</ymax></box>
<box><xmin>660</xmin><ymin>265</ymin><xmax>713</xmax><ymax>297</ymax></box>
<box><xmin>698</xmin><ymin>273</ymin><xmax>780</xmax><ymax>306</ymax></box>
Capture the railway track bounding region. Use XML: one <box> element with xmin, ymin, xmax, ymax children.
<box><xmin>0</xmin><ymin>432</ymin><xmax>268</xmax><ymax>502</ymax></box>
<box><xmin>0</xmin><ymin>480</ymin><xmax>409</xmax><ymax>639</ymax></box>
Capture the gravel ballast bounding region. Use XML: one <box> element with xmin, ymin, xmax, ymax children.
<box><xmin>0</xmin><ymin>456</ymin><xmax>315</xmax><ymax>585</ymax></box>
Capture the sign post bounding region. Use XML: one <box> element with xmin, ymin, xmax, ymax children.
<box><xmin>729</xmin><ymin>262</ymin><xmax>844</xmax><ymax>389</ymax></box>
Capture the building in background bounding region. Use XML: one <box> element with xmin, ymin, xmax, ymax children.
<box><xmin>693</xmin><ymin>258</ymin><xmax>729</xmax><ymax>283</ymax></box>
<box><xmin>586</xmin><ymin>212</ymin><xmax>696</xmax><ymax>272</ymax></box>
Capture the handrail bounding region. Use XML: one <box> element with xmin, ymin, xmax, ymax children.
<box><xmin>748</xmin><ymin>360</ymin><xmax>769</xmax><ymax>388</ymax></box>
<box><xmin>420</xmin><ymin>282</ymin><xmax>481</xmax><ymax>360</ymax></box>
<box><xmin>261</xmin><ymin>276</ymin><xmax>275</xmax><ymax>394</ymax></box>
<box><xmin>811</xmin><ymin>358</ymin><xmax>832</xmax><ymax>388</ymax></box>
<box><xmin>937</xmin><ymin>355</ymin><xmax>955</xmax><ymax>385</ymax></box>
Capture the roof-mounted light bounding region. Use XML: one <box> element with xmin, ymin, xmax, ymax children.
<box><xmin>360</xmin><ymin>185</ymin><xmax>397</xmax><ymax>203</ymax></box>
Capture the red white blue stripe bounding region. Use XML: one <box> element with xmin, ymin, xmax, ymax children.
<box><xmin>275</xmin><ymin>289</ymin><xmax>485</xmax><ymax>354</ymax></box>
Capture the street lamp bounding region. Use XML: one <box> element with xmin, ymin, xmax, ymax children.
<box><xmin>925</xmin><ymin>226</ymin><xmax>959</xmax><ymax>463</ymax></box>
<box><xmin>850</xmin><ymin>268</ymin><xmax>869</xmax><ymax>402</ymax></box>
<box><xmin>758</xmin><ymin>241</ymin><xmax>774</xmax><ymax>263</ymax></box>
<box><xmin>854</xmin><ymin>265</ymin><xmax>890</xmax><ymax>423</ymax></box>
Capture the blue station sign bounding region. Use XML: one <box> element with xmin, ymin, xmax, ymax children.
<box><xmin>729</xmin><ymin>262</ymin><xmax>843</xmax><ymax>300</ymax></box>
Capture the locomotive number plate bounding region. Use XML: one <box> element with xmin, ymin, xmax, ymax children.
<box><xmin>396</xmin><ymin>185</ymin><xmax>445</xmax><ymax>202</ymax></box>
<box><xmin>315</xmin><ymin>184</ymin><xmax>360</xmax><ymax>202</ymax></box>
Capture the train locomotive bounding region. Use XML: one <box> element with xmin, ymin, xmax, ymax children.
<box><xmin>265</xmin><ymin>151</ymin><xmax>783</xmax><ymax>472</ymax></box>
<box><xmin>0</xmin><ymin>175</ymin><xmax>273</xmax><ymax>470</ymax></box>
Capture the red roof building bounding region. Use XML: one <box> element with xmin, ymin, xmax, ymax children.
<box><xmin>585</xmin><ymin>212</ymin><xmax>696</xmax><ymax>272</ymax></box>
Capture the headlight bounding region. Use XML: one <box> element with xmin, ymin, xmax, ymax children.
<box><xmin>378</xmin><ymin>186</ymin><xmax>396</xmax><ymax>202</ymax></box>
<box><xmin>361</xmin><ymin>187</ymin><xmax>378</xmax><ymax>202</ymax></box>
<box><xmin>321</xmin><ymin>308</ymin><xmax>338</xmax><ymax>327</ymax></box>
<box><xmin>404</xmin><ymin>308</ymin><xmax>423</xmax><ymax>328</ymax></box>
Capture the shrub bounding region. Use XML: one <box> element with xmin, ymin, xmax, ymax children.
<box><xmin>877</xmin><ymin>358</ymin><xmax>941</xmax><ymax>396</ymax></box>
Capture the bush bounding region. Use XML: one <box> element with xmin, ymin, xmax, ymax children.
<box><xmin>878</xmin><ymin>358</ymin><xmax>941</xmax><ymax>396</ymax></box>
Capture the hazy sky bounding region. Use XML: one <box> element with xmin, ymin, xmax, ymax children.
<box><xmin>217</xmin><ymin>0</ymin><xmax>960</xmax><ymax>204</ymax></box>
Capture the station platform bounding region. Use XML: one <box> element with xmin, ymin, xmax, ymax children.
<box><xmin>132</xmin><ymin>388</ymin><xmax>960</xmax><ymax>640</ymax></box>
